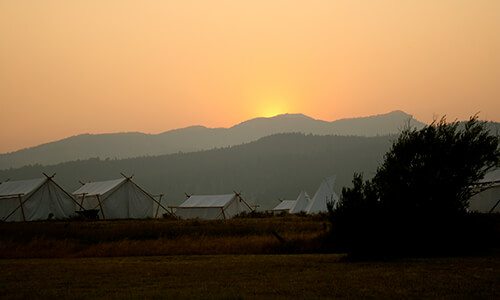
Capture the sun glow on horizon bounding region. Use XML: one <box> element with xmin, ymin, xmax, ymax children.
<box><xmin>261</xmin><ymin>105</ymin><xmax>287</xmax><ymax>118</ymax></box>
<box><xmin>251</xmin><ymin>88</ymin><xmax>298</xmax><ymax>118</ymax></box>
<box><xmin>257</xmin><ymin>97</ymin><xmax>292</xmax><ymax>118</ymax></box>
<box><xmin>0</xmin><ymin>1</ymin><xmax>499</xmax><ymax>153</ymax></box>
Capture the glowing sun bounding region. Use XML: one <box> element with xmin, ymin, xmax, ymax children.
<box><xmin>259</xmin><ymin>98</ymin><xmax>290</xmax><ymax>118</ymax></box>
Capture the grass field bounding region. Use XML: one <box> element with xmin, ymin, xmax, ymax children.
<box><xmin>0</xmin><ymin>216</ymin><xmax>327</xmax><ymax>258</ymax></box>
<box><xmin>1</xmin><ymin>216</ymin><xmax>499</xmax><ymax>299</ymax></box>
<box><xmin>1</xmin><ymin>253</ymin><xmax>499</xmax><ymax>299</ymax></box>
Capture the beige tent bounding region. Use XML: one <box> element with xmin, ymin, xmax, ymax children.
<box><xmin>272</xmin><ymin>200</ymin><xmax>296</xmax><ymax>214</ymax></box>
<box><xmin>271</xmin><ymin>191</ymin><xmax>311</xmax><ymax>214</ymax></box>
<box><xmin>290</xmin><ymin>191</ymin><xmax>311</xmax><ymax>213</ymax></box>
<box><xmin>73</xmin><ymin>175</ymin><xmax>169</xmax><ymax>219</ymax></box>
<box><xmin>0</xmin><ymin>174</ymin><xmax>80</xmax><ymax>222</ymax></box>
<box><xmin>174</xmin><ymin>193</ymin><xmax>253</xmax><ymax>220</ymax></box>
<box><xmin>306</xmin><ymin>176</ymin><xmax>339</xmax><ymax>214</ymax></box>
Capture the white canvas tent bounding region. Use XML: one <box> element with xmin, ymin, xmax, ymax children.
<box><xmin>469</xmin><ymin>169</ymin><xmax>500</xmax><ymax>213</ymax></box>
<box><xmin>73</xmin><ymin>175</ymin><xmax>169</xmax><ymax>219</ymax></box>
<box><xmin>272</xmin><ymin>200</ymin><xmax>296</xmax><ymax>214</ymax></box>
<box><xmin>306</xmin><ymin>176</ymin><xmax>339</xmax><ymax>214</ymax></box>
<box><xmin>174</xmin><ymin>193</ymin><xmax>253</xmax><ymax>220</ymax></box>
<box><xmin>0</xmin><ymin>174</ymin><xmax>80</xmax><ymax>222</ymax></box>
<box><xmin>271</xmin><ymin>191</ymin><xmax>311</xmax><ymax>214</ymax></box>
<box><xmin>290</xmin><ymin>191</ymin><xmax>311</xmax><ymax>213</ymax></box>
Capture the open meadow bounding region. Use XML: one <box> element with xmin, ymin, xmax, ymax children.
<box><xmin>1</xmin><ymin>253</ymin><xmax>499</xmax><ymax>299</ymax></box>
<box><xmin>1</xmin><ymin>216</ymin><xmax>500</xmax><ymax>299</ymax></box>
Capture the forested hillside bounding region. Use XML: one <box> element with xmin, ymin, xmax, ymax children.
<box><xmin>0</xmin><ymin>133</ymin><xmax>393</xmax><ymax>209</ymax></box>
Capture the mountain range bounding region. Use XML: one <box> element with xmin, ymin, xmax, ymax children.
<box><xmin>0</xmin><ymin>110</ymin><xmax>424</xmax><ymax>169</ymax></box>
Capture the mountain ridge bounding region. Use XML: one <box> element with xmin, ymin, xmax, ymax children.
<box><xmin>0</xmin><ymin>110</ymin><xmax>425</xmax><ymax>169</ymax></box>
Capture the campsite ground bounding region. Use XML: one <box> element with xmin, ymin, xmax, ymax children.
<box><xmin>1</xmin><ymin>253</ymin><xmax>499</xmax><ymax>299</ymax></box>
<box><xmin>1</xmin><ymin>216</ymin><xmax>499</xmax><ymax>298</ymax></box>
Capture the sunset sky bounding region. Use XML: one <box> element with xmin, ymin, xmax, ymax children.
<box><xmin>1</xmin><ymin>0</ymin><xmax>499</xmax><ymax>153</ymax></box>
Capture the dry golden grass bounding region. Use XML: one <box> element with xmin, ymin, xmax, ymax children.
<box><xmin>1</xmin><ymin>253</ymin><xmax>499</xmax><ymax>299</ymax></box>
<box><xmin>0</xmin><ymin>216</ymin><xmax>327</xmax><ymax>258</ymax></box>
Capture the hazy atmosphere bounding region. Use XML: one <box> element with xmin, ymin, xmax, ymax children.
<box><xmin>1</xmin><ymin>2</ymin><xmax>499</xmax><ymax>298</ymax></box>
<box><xmin>1</xmin><ymin>0</ymin><xmax>499</xmax><ymax>153</ymax></box>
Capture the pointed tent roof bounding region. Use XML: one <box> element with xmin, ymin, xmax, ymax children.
<box><xmin>179</xmin><ymin>194</ymin><xmax>236</xmax><ymax>208</ymax></box>
<box><xmin>478</xmin><ymin>169</ymin><xmax>500</xmax><ymax>185</ymax></box>
<box><xmin>0</xmin><ymin>178</ymin><xmax>46</xmax><ymax>198</ymax></box>
<box><xmin>306</xmin><ymin>176</ymin><xmax>339</xmax><ymax>214</ymax></box>
<box><xmin>272</xmin><ymin>200</ymin><xmax>296</xmax><ymax>211</ymax></box>
<box><xmin>290</xmin><ymin>191</ymin><xmax>310</xmax><ymax>213</ymax></box>
<box><xmin>73</xmin><ymin>178</ymin><xmax>126</xmax><ymax>196</ymax></box>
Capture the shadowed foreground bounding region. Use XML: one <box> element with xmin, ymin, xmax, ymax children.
<box><xmin>1</xmin><ymin>253</ymin><xmax>499</xmax><ymax>299</ymax></box>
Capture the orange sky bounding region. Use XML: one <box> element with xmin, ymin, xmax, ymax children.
<box><xmin>1</xmin><ymin>0</ymin><xmax>499</xmax><ymax>153</ymax></box>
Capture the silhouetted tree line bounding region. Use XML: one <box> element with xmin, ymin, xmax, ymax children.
<box><xmin>328</xmin><ymin>117</ymin><xmax>500</xmax><ymax>257</ymax></box>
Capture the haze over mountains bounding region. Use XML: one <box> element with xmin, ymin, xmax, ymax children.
<box><xmin>0</xmin><ymin>110</ymin><xmax>423</xmax><ymax>169</ymax></box>
<box><xmin>1</xmin><ymin>110</ymin><xmax>498</xmax><ymax>209</ymax></box>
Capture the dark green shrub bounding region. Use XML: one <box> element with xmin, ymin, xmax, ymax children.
<box><xmin>329</xmin><ymin>117</ymin><xmax>500</xmax><ymax>256</ymax></box>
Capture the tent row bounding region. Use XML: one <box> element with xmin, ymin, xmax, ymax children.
<box><xmin>272</xmin><ymin>176</ymin><xmax>340</xmax><ymax>214</ymax></box>
<box><xmin>2</xmin><ymin>170</ymin><xmax>498</xmax><ymax>222</ymax></box>
<box><xmin>0</xmin><ymin>174</ymin><xmax>255</xmax><ymax>222</ymax></box>
<box><xmin>0</xmin><ymin>174</ymin><xmax>170</xmax><ymax>222</ymax></box>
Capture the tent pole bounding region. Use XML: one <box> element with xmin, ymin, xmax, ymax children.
<box><xmin>236</xmin><ymin>194</ymin><xmax>254</xmax><ymax>212</ymax></box>
<box><xmin>2</xmin><ymin>204</ymin><xmax>19</xmax><ymax>222</ymax></box>
<box><xmin>129</xmin><ymin>180</ymin><xmax>173</xmax><ymax>216</ymax></box>
<box><xmin>3</xmin><ymin>194</ymin><xmax>27</xmax><ymax>221</ymax></box>
<box><xmin>80</xmin><ymin>194</ymin><xmax>86</xmax><ymax>211</ymax></box>
<box><xmin>221</xmin><ymin>207</ymin><xmax>226</xmax><ymax>220</ymax></box>
<box><xmin>18</xmin><ymin>194</ymin><xmax>26</xmax><ymax>222</ymax></box>
<box><xmin>96</xmin><ymin>194</ymin><xmax>106</xmax><ymax>220</ymax></box>
<box><xmin>489</xmin><ymin>198</ymin><xmax>500</xmax><ymax>214</ymax></box>
<box><xmin>2</xmin><ymin>177</ymin><xmax>50</xmax><ymax>222</ymax></box>
<box><xmin>155</xmin><ymin>195</ymin><xmax>163</xmax><ymax>218</ymax></box>
<box><xmin>45</xmin><ymin>175</ymin><xmax>85</xmax><ymax>210</ymax></box>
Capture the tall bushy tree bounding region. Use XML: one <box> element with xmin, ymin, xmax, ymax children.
<box><xmin>374</xmin><ymin>117</ymin><xmax>499</xmax><ymax>216</ymax></box>
<box><xmin>329</xmin><ymin>117</ymin><xmax>500</xmax><ymax>254</ymax></box>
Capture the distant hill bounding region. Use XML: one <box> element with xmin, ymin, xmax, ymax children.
<box><xmin>0</xmin><ymin>110</ymin><xmax>423</xmax><ymax>169</ymax></box>
<box><xmin>0</xmin><ymin>133</ymin><xmax>394</xmax><ymax>210</ymax></box>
